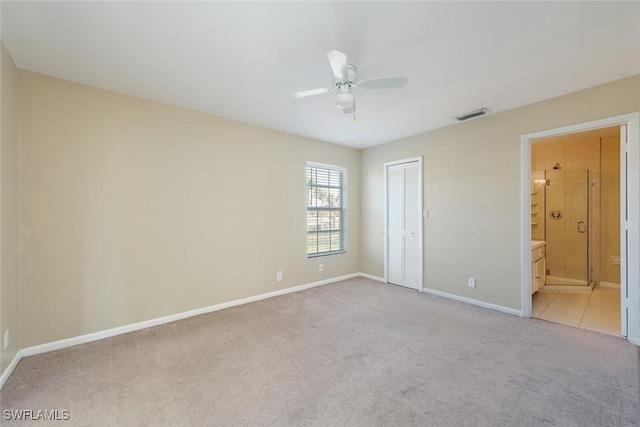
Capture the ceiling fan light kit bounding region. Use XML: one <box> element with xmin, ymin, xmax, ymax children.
<box><xmin>336</xmin><ymin>90</ymin><xmax>354</xmax><ymax>109</ymax></box>
<box><xmin>290</xmin><ymin>50</ymin><xmax>408</xmax><ymax>114</ymax></box>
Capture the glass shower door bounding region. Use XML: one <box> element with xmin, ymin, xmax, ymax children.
<box><xmin>545</xmin><ymin>169</ymin><xmax>590</xmax><ymax>286</ymax></box>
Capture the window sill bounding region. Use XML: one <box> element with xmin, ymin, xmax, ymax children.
<box><xmin>307</xmin><ymin>251</ymin><xmax>346</xmax><ymax>259</ymax></box>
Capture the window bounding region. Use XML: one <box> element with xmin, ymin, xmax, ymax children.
<box><xmin>306</xmin><ymin>163</ymin><xmax>346</xmax><ymax>257</ymax></box>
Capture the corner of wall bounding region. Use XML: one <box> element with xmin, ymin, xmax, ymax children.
<box><xmin>0</xmin><ymin>42</ymin><xmax>22</xmax><ymax>379</ymax></box>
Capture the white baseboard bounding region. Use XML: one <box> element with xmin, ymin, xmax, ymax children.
<box><xmin>358</xmin><ymin>273</ymin><xmax>386</xmax><ymax>283</ymax></box>
<box><xmin>21</xmin><ymin>273</ymin><xmax>360</xmax><ymax>358</ymax></box>
<box><xmin>0</xmin><ymin>350</ymin><xmax>23</xmax><ymax>391</ymax></box>
<box><xmin>599</xmin><ymin>281</ymin><xmax>621</xmax><ymax>290</ymax></box>
<box><xmin>14</xmin><ymin>271</ymin><xmax>630</xmax><ymax>388</ymax></box>
<box><xmin>421</xmin><ymin>287</ymin><xmax>522</xmax><ymax>317</ymax></box>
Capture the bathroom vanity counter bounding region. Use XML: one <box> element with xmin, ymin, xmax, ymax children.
<box><xmin>532</xmin><ymin>240</ymin><xmax>546</xmax><ymax>250</ymax></box>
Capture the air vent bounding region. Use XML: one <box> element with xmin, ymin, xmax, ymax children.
<box><xmin>455</xmin><ymin>108</ymin><xmax>489</xmax><ymax>122</ymax></box>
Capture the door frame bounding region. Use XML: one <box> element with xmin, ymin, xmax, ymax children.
<box><xmin>384</xmin><ymin>156</ymin><xmax>423</xmax><ymax>290</ymax></box>
<box><xmin>520</xmin><ymin>112</ymin><xmax>640</xmax><ymax>346</ymax></box>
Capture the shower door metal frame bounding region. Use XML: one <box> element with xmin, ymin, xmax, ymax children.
<box><xmin>543</xmin><ymin>169</ymin><xmax>591</xmax><ymax>287</ymax></box>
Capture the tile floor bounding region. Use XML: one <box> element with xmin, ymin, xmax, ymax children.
<box><xmin>532</xmin><ymin>286</ymin><xmax>621</xmax><ymax>336</ymax></box>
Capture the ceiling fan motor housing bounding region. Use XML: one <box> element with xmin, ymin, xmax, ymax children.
<box><xmin>345</xmin><ymin>65</ymin><xmax>356</xmax><ymax>85</ymax></box>
<box><xmin>334</xmin><ymin>65</ymin><xmax>356</xmax><ymax>109</ymax></box>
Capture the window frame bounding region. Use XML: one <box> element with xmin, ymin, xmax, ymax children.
<box><xmin>306</xmin><ymin>162</ymin><xmax>347</xmax><ymax>258</ymax></box>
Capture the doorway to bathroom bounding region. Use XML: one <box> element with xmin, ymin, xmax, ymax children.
<box><xmin>520</xmin><ymin>113</ymin><xmax>640</xmax><ymax>346</ymax></box>
<box><xmin>530</xmin><ymin>127</ymin><xmax>619</xmax><ymax>335</ymax></box>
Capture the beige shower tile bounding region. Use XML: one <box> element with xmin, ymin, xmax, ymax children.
<box><xmin>546</xmin><ymin>254</ymin><xmax>565</xmax><ymax>277</ymax></box>
<box><xmin>590</xmin><ymin>258</ymin><xmax>600</xmax><ymax>284</ymax></box>
<box><xmin>565</xmin><ymin>169</ymin><xmax>588</xmax><ymax>185</ymax></box>
<box><xmin>533</xmin><ymin>180</ymin><xmax>548</xmax><ymax>191</ymax></box>
<box><xmin>533</xmin><ymin>205</ymin><xmax>546</xmax><ymax>219</ymax></box>
<box><xmin>589</xmin><ymin>242</ymin><xmax>600</xmax><ymax>258</ymax></box>
<box><xmin>532</xmin><ymin>194</ymin><xmax>544</xmax><ymax>210</ymax></box>
<box><xmin>546</xmin><ymin>213</ymin><xmax>565</xmax><ymax>233</ymax></box>
<box><xmin>565</xmin><ymin>207</ymin><xmax>586</xmax><ymax>223</ymax></box>
<box><xmin>589</xmin><ymin>209</ymin><xmax>600</xmax><ymax>230</ymax></box>
<box><xmin>546</xmin><ymin>186</ymin><xmax>565</xmax><ymax>208</ymax></box>
<box><xmin>565</xmin><ymin>158</ymin><xmax>600</xmax><ymax>173</ymax></box>
<box><xmin>534</xmin><ymin>143</ymin><xmax>565</xmax><ymax>167</ymax></box>
<box><xmin>546</xmin><ymin>169</ymin><xmax>565</xmax><ymax>186</ymax></box>
<box><xmin>566</xmin><ymin>255</ymin><xmax>588</xmax><ymax>280</ymax></box>
<box><xmin>566</xmin><ymin>184</ymin><xmax>588</xmax><ymax>208</ymax></box>
<box><xmin>532</xmin><ymin>228</ymin><xmax>544</xmax><ymax>241</ymax></box>
<box><xmin>566</xmin><ymin>233</ymin><xmax>587</xmax><ymax>257</ymax></box>
<box><xmin>591</xmin><ymin>185</ymin><xmax>600</xmax><ymax>207</ymax></box>
<box><xmin>566</xmin><ymin>138</ymin><xmax>600</xmax><ymax>160</ymax></box>
<box><xmin>548</xmin><ymin>270</ymin><xmax>566</xmax><ymax>280</ymax></box>
<box><xmin>546</xmin><ymin>232</ymin><xmax>565</xmax><ymax>254</ymax></box>
<box><xmin>538</xmin><ymin>163</ymin><xmax>557</xmax><ymax>172</ymax></box>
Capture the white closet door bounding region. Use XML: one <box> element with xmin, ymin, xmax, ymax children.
<box><xmin>387</xmin><ymin>164</ymin><xmax>404</xmax><ymax>285</ymax></box>
<box><xmin>387</xmin><ymin>160</ymin><xmax>422</xmax><ymax>290</ymax></box>
<box><xmin>403</xmin><ymin>162</ymin><xmax>421</xmax><ymax>287</ymax></box>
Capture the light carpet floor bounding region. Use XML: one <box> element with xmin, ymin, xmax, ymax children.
<box><xmin>1</xmin><ymin>278</ymin><xmax>638</xmax><ymax>426</ymax></box>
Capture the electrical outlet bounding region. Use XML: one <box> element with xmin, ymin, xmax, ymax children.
<box><xmin>319</xmin><ymin>264</ymin><xmax>324</xmax><ymax>272</ymax></box>
<box><xmin>3</xmin><ymin>330</ymin><xmax>8</xmax><ymax>349</ymax></box>
<box><xmin>468</xmin><ymin>278</ymin><xmax>476</xmax><ymax>288</ymax></box>
<box><xmin>276</xmin><ymin>271</ymin><xmax>282</xmax><ymax>282</ymax></box>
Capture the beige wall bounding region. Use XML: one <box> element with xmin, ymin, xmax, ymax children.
<box><xmin>18</xmin><ymin>71</ymin><xmax>360</xmax><ymax>348</ymax></box>
<box><xmin>360</xmin><ymin>75</ymin><xmax>640</xmax><ymax>310</ymax></box>
<box><xmin>1</xmin><ymin>43</ymin><xmax>21</xmax><ymax>371</ymax></box>
<box><xmin>7</xmin><ymin>64</ymin><xmax>640</xmax><ymax>352</ymax></box>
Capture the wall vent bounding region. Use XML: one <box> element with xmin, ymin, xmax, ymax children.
<box><xmin>455</xmin><ymin>108</ymin><xmax>489</xmax><ymax>121</ymax></box>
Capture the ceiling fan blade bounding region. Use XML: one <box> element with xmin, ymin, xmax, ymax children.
<box><xmin>327</xmin><ymin>50</ymin><xmax>348</xmax><ymax>80</ymax></box>
<box><xmin>357</xmin><ymin>76</ymin><xmax>408</xmax><ymax>90</ymax></box>
<box><xmin>289</xmin><ymin>87</ymin><xmax>333</xmax><ymax>99</ymax></box>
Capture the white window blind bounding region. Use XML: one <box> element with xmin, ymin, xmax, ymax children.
<box><xmin>306</xmin><ymin>163</ymin><xmax>346</xmax><ymax>257</ymax></box>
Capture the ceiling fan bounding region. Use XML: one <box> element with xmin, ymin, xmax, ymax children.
<box><xmin>290</xmin><ymin>50</ymin><xmax>408</xmax><ymax>115</ymax></box>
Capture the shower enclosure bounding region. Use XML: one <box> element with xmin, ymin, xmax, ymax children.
<box><xmin>533</xmin><ymin>169</ymin><xmax>591</xmax><ymax>287</ymax></box>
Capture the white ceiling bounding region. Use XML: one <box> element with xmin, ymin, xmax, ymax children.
<box><xmin>2</xmin><ymin>1</ymin><xmax>640</xmax><ymax>149</ymax></box>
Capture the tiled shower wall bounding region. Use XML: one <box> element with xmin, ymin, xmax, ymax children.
<box><xmin>532</xmin><ymin>137</ymin><xmax>601</xmax><ymax>284</ymax></box>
